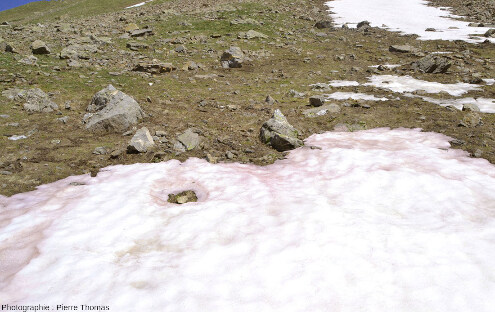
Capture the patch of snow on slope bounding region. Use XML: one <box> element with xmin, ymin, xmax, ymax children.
<box><xmin>125</xmin><ymin>0</ymin><xmax>153</xmax><ymax>9</ymax></box>
<box><xmin>325</xmin><ymin>91</ymin><xmax>389</xmax><ymax>101</ymax></box>
<box><xmin>2</xmin><ymin>128</ymin><xmax>495</xmax><ymax>311</ymax></box>
<box><xmin>326</xmin><ymin>0</ymin><xmax>495</xmax><ymax>43</ymax></box>
<box><xmin>366</xmin><ymin>75</ymin><xmax>481</xmax><ymax>96</ymax></box>
<box><xmin>420</xmin><ymin>96</ymin><xmax>495</xmax><ymax>113</ymax></box>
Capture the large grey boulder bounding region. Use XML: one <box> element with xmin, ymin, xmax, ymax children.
<box><xmin>260</xmin><ymin>109</ymin><xmax>304</xmax><ymax>152</ymax></box>
<box><xmin>31</xmin><ymin>40</ymin><xmax>50</xmax><ymax>55</ymax></box>
<box><xmin>2</xmin><ymin>88</ymin><xmax>58</xmax><ymax>112</ymax></box>
<box><xmin>220</xmin><ymin>46</ymin><xmax>244</xmax><ymax>68</ymax></box>
<box><xmin>389</xmin><ymin>45</ymin><xmax>419</xmax><ymax>53</ymax></box>
<box><xmin>413</xmin><ymin>55</ymin><xmax>451</xmax><ymax>73</ymax></box>
<box><xmin>127</xmin><ymin>127</ymin><xmax>154</xmax><ymax>153</ymax></box>
<box><xmin>84</xmin><ymin>85</ymin><xmax>145</xmax><ymax>133</ymax></box>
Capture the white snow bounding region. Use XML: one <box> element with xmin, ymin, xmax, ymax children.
<box><xmin>484</xmin><ymin>79</ymin><xmax>495</xmax><ymax>86</ymax></box>
<box><xmin>326</xmin><ymin>0</ymin><xmax>495</xmax><ymax>43</ymax></box>
<box><xmin>2</xmin><ymin>128</ymin><xmax>495</xmax><ymax>311</ymax></box>
<box><xmin>327</xmin><ymin>80</ymin><xmax>360</xmax><ymax>87</ymax></box>
<box><xmin>7</xmin><ymin>135</ymin><xmax>27</xmax><ymax>141</ymax></box>
<box><xmin>125</xmin><ymin>0</ymin><xmax>153</xmax><ymax>9</ymax></box>
<box><xmin>325</xmin><ymin>91</ymin><xmax>389</xmax><ymax>101</ymax></box>
<box><xmin>366</xmin><ymin>75</ymin><xmax>481</xmax><ymax>96</ymax></box>
<box><xmin>420</xmin><ymin>96</ymin><xmax>495</xmax><ymax>113</ymax></box>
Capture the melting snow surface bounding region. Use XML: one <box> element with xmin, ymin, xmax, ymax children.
<box><xmin>366</xmin><ymin>75</ymin><xmax>481</xmax><ymax>96</ymax></box>
<box><xmin>2</xmin><ymin>128</ymin><xmax>495</xmax><ymax>311</ymax></box>
<box><xmin>326</xmin><ymin>0</ymin><xmax>495</xmax><ymax>43</ymax></box>
<box><xmin>325</xmin><ymin>91</ymin><xmax>389</xmax><ymax>101</ymax></box>
<box><xmin>419</xmin><ymin>96</ymin><xmax>495</xmax><ymax>113</ymax></box>
<box><xmin>327</xmin><ymin>80</ymin><xmax>360</xmax><ymax>87</ymax></box>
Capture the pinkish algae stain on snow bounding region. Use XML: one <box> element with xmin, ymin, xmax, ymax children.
<box><xmin>1</xmin><ymin>128</ymin><xmax>495</xmax><ymax>311</ymax></box>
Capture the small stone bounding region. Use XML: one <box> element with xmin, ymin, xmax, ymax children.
<box><xmin>309</xmin><ymin>95</ymin><xmax>326</xmax><ymax>107</ymax></box>
<box><xmin>127</xmin><ymin>127</ymin><xmax>155</xmax><ymax>153</ymax></box>
<box><xmin>265</xmin><ymin>95</ymin><xmax>275</xmax><ymax>105</ymax></box>
<box><xmin>168</xmin><ymin>190</ymin><xmax>198</xmax><ymax>204</ymax></box>
<box><xmin>93</xmin><ymin>146</ymin><xmax>108</xmax><ymax>155</ymax></box>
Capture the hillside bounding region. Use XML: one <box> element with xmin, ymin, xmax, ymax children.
<box><xmin>0</xmin><ymin>0</ymin><xmax>495</xmax><ymax>195</ymax></box>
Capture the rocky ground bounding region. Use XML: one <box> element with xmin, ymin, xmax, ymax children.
<box><xmin>1</xmin><ymin>0</ymin><xmax>495</xmax><ymax>196</ymax></box>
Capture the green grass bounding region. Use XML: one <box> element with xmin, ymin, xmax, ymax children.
<box><xmin>0</xmin><ymin>0</ymin><xmax>168</xmax><ymax>24</ymax></box>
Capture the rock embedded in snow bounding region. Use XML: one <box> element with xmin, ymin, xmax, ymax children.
<box><xmin>127</xmin><ymin>127</ymin><xmax>155</xmax><ymax>153</ymax></box>
<box><xmin>485</xmin><ymin>29</ymin><xmax>495</xmax><ymax>38</ymax></box>
<box><xmin>84</xmin><ymin>85</ymin><xmax>145</xmax><ymax>133</ymax></box>
<box><xmin>260</xmin><ymin>109</ymin><xmax>304</xmax><ymax>152</ymax></box>
<box><xmin>314</xmin><ymin>20</ymin><xmax>333</xmax><ymax>29</ymax></box>
<box><xmin>413</xmin><ymin>55</ymin><xmax>451</xmax><ymax>73</ymax></box>
<box><xmin>462</xmin><ymin>103</ymin><xmax>481</xmax><ymax>112</ymax></box>
<box><xmin>168</xmin><ymin>190</ymin><xmax>198</xmax><ymax>204</ymax></box>
<box><xmin>356</xmin><ymin>20</ymin><xmax>370</xmax><ymax>29</ymax></box>
<box><xmin>2</xmin><ymin>88</ymin><xmax>58</xmax><ymax>113</ymax></box>
<box><xmin>30</xmin><ymin>39</ymin><xmax>50</xmax><ymax>55</ymax></box>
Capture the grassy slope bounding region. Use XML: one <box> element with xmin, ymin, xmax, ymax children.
<box><xmin>0</xmin><ymin>0</ymin><xmax>166</xmax><ymax>24</ymax></box>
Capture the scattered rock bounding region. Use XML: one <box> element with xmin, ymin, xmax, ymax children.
<box><xmin>133</xmin><ymin>62</ymin><xmax>176</xmax><ymax>74</ymax></box>
<box><xmin>309</xmin><ymin>95</ymin><xmax>326</xmax><ymax>107</ymax></box>
<box><xmin>181</xmin><ymin>61</ymin><xmax>198</xmax><ymax>71</ymax></box>
<box><xmin>127</xmin><ymin>127</ymin><xmax>155</xmax><ymax>153</ymax></box>
<box><xmin>303</xmin><ymin>104</ymin><xmax>341</xmax><ymax>117</ymax></box>
<box><xmin>2</xmin><ymin>88</ymin><xmax>58</xmax><ymax>112</ymax></box>
<box><xmin>126</xmin><ymin>41</ymin><xmax>150</xmax><ymax>51</ymax></box>
<box><xmin>220</xmin><ymin>46</ymin><xmax>244</xmax><ymax>68</ymax></box>
<box><xmin>389</xmin><ymin>45</ymin><xmax>419</xmax><ymax>53</ymax></box>
<box><xmin>18</xmin><ymin>55</ymin><xmax>38</xmax><ymax>65</ymax></box>
<box><xmin>177</xmin><ymin>128</ymin><xmax>200</xmax><ymax>151</ymax></box>
<box><xmin>238</xmin><ymin>30</ymin><xmax>268</xmax><ymax>39</ymax></box>
<box><xmin>84</xmin><ymin>85</ymin><xmax>145</xmax><ymax>133</ymax></box>
<box><xmin>462</xmin><ymin>103</ymin><xmax>481</xmax><ymax>112</ymax></box>
<box><xmin>314</xmin><ymin>20</ymin><xmax>333</xmax><ymax>29</ymax></box>
<box><xmin>124</xmin><ymin>23</ymin><xmax>139</xmax><ymax>32</ymax></box>
<box><xmin>265</xmin><ymin>95</ymin><xmax>276</xmax><ymax>105</ymax></box>
<box><xmin>130</xmin><ymin>28</ymin><xmax>153</xmax><ymax>37</ymax></box>
<box><xmin>484</xmin><ymin>29</ymin><xmax>495</xmax><ymax>38</ymax></box>
<box><xmin>260</xmin><ymin>109</ymin><xmax>304</xmax><ymax>152</ymax></box>
<box><xmin>413</xmin><ymin>54</ymin><xmax>451</xmax><ymax>74</ymax></box>
<box><xmin>458</xmin><ymin>113</ymin><xmax>482</xmax><ymax>128</ymax></box>
<box><xmin>356</xmin><ymin>21</ymin><xmax>370</xmax><ymax>29</ymax></box>
<box><xmin>168</xmin><ymin>190</ymin><xmax>198</xmax><ymax>204</ymax></box>
<box><xmin>30</xmin><ymin>40</ymin><xmax>50</xmax><ymax>55</ymax></box>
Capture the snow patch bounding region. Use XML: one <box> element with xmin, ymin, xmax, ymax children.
<box><xmin>326</xmin><ymin>0</ymin><xmax>495</xmax><ymax>43</ymax></box>
<box><xmin>125</xmin><ymin>0</ymin><xmax>153</xmax><ymax>9</ymax></box>
<box><xmin>366</xmin><ymin>75</ymin><xmax>481</xmax><ymax>96</ymax></box>
<box><xmin>3</xmin><ymin>128</ymin><xmax>494</xmax><ymax>311</ymax></box>
<box><xmin>325</xmin><ymin>91</ymin><xmax>389</xmax><ymax>101</ymax></box>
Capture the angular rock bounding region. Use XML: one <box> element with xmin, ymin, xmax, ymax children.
<box><xmin>309</xmin><ymin>95</ymin><xmax>326</xmax><ymax>107</ymax></box>
<box><xmin>0</xmin><ymin>38</ymin><xmax>16</xmax><ymax>53</ymax></box>
<box><xmin>126</xmin><ymin>41</ymin><xmax>150</xmax><ymax>51</ymax></box>
<box><xmin>181</xmin><ymin>61</ymin><xmax>198</xmax><ymax>71</ymax></box>
<box><xmin>18</xmin><ymin>55</ymin><xmax>38</xmax><ymax>65</ymax></box>
<box><xmin>462</xmin><ymin>103</ymin><xmax>481</xmax><ymax>112</ymax></box>
<box><xmin>168</xmin><ymin>190</ymin><xmax>198</xmax><ymax>204</ymax></box>
<box><xmin>413</xmin><ymin>55</ymin><xmax>451</xmax><ymax>74</ymax></box>
<box><xmin>133</xmin><ymin>62</ymin><xmax>176</xmax><ymax>74</ymax></box>
<box><xmin>314</xmin><ymin>20</ymin><xmax>333</xmax><ymax>29</ymax></box>
<box><xmin>127</xmin><ymin>127</ymin><xmax>154</xmax><ymax>153</ymax></box>
<box><xmin>130</xmin><ymin>28</ymin><xmax>153</xmax><ymax>37</ymax></box>
<box><xmin>177</xmin><ymin>129</ymin><xmax>200</xmax><ymax>151</ymax></box>
<box><xmin>265</xmin><ymin>95</ymin><xmax>275</xmax><ymax>105</ymax></box>
<box><xmin>356</xmin><ymin>21</ymin><xmax>370</xmax><ymax>29</ymax></box>
<box><xmin>2</xmin><ymin>88</ymin><xmax>58</xmax><ymax>112</ymax></box>
<box><xmin>458</xmin><ymin>113</ymin><xmax>482</xmax><ymax>128</ymax></box>
<box><xmin>238</xmin><ymin>30</ymin><xmax>268</xmax><ymax>39</ymax></box>
<box><xmin>84</xmin><ymin>85</ymin><xmax>145</xmax><ymax>133</ymax></box>
<box><xmin>220</xmin><ymin>46</ymin><xmax>244</xmax><ymax>68</ymax></box>
<box><xmin>389</xmin><ymin>45</ymin><xmax>419</xmax><ymax>53</ymax></box>
<box><xmin>484</xmin><ymin>29</ymin><xmax>495</xmax><ymax>38</ymax></box>
<box><xmin>59</xmin><ymin>45</ymin><xmax>90</xmax><ymax>60</ymax></box>
<box><xmin>124</xmin><ymin>23</ymin><xmax>139</xmax><ymax>32</ymax></box>
<box><xmin>303</xmin><ymin>104</ymin><xmax>341</xmax><ymax>117</ymax></box>
<box><xmin>31</xmin><ymin>40</ymin><xmax>50</xmax><ymax>55</ymax></box>
<box><xmin>260</xmin><ymin>109</ymin><xmax>304</xmax><ymax>152</ymax></box>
